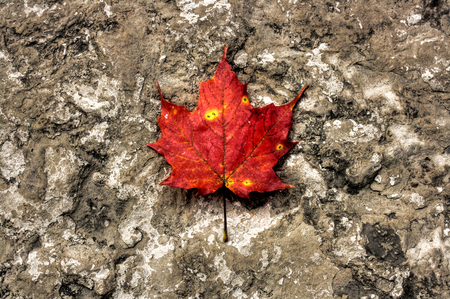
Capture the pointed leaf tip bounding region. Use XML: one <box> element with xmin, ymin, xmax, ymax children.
<box><xmin>222</xmin><ymin>45</ymin><xmax>228</xmax><ymax>61</ymax></box>
<box><xmin>292</xmin><ymin>84</ymin><xmax>309</xmax><ymax>104</ymax></box>
<box><xmin>156</xmin><ymin>80</ymin><xmax>164</xmax><ymax>100</ymax></box>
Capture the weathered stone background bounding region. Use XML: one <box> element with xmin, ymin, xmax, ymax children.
<box><xmin>1</xmin><ymin>0</ymin><xmax>450</xmax><ymax>298</ymax></box>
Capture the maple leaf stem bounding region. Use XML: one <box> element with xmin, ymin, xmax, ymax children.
<box><xmin>223</xmin><ymin>189</ymin><xmax>228</xmax><ymax>242</ymax></box>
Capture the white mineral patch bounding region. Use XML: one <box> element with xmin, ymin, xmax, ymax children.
<box><xmin>131</xmin><ymin>271</ymin><xmax>142</xmax><ymax>288</ymax></box>
<box><xmin>61</xmin><ymin>75</ymin><xmax>121</xmax><ymax>118</ymax></box>
<box><xmin>61</xmin><ymin>258</ymin><xmax>82</xmax><ymax>274</ymax></box>
<box><xmin>396</xmin><ymin>28</ymin><xmax>407</xmax><ymax>38</ymax></box>
<box><xmin>341</xmin><ymin>217</ymin><xmax>353</xmax><ymax>230</ymax></box>
<box><xmin>257</xmin><ymin>95</ymin><xmax>275</xmax><ymax>105</ymax></box>
<box><xmin>363</xmin><ymin>83</ymin><xmax>402</xmax><ymax>112</ymax></box>
<box><xmin>420</xmin><ymin>66</ymin><xmax>444</xmax><ymax>90</ymax></box>
<box><xmin>278</xmin><ymin>277</ymin><xmax>284</xmax><ymax>285</ymax></box>
<box><xmin>276</xmin><ymin>89</ymin><xmax>289</xmax><ymax>98</ymax></box>
<box><xmin>406</xmin><ymin>228</ymin><xmax>450</xmax><ymax>269</ymax></box>
<box><xmin>119</xmin><ymin>225</ymin><xmax>142</xmax><ymax>247</ymax></box>
<box><xmin>444</xmin><ymin>228</ymin><xmax>450</xmax><ymax>238</ymax></box>
<box><xmin>331</xmin><ymin>190</ymin><xmax>347</xmax><ymax>202</ymax></box>
<box><xmin>24</xmin><ymin>0</ymin><xmax>48</xmax><ymax>17</ymax></box>
<box><xmin>226</xmin><ymin>203</ymin><xmax>288</xmax><ymax>256</ymax></box>
<box><xmin>177</xmin><ymin>0</ymin><xmax>231</xmax><ymax>24</ymax></box>
<box><xmin>0</xmin><ymin>141</ymin><xmax>25</xmax><ymax>180</ymax></box>
<box><xmin>436</xmin><ymin>116</ymin><xmax>449</xmax><ymax>127</ymax></box>
<box><xmin>273</xmin><ymin>244</ymin><xmax>281</xmax><ymax>263</ymax></box>
<box><xmin>251</xmin><ymin>292</ymin><xmax>260</xmax><ymax>299</ymax></box>
<box><xmin>387</xmin><ymin>124</ymin><xmax>424</xmax><ymax>155</ymax></box>
<box><xmin>44</xmin><ymin>147</ymin><xmax>86</xmax><ymax>219</ymax></box>
<box><xmin>305</xmin><ymin>43</ymin><xmax>343</xmax><ymax>96</ymax></box>
<box><xmin>27</xmin><ymin>250</ymin><xmax>43</xmax><ymax>281</ymax></box>
<box><xmin>113</xmin><ymin>256</ymin><xmax>137</xmax><ymax>299</ymax></box>
<box><xmin>409</xmin><ymin>193</ymin><xmax>424</xmax><ymax>207</ymax></box>
<box><xmin>391</xmin><ymin>268</ymin><xmax>410</xmax><ymax>298</ymax></box>
<box><xmin>107</xmin><ymin>151</ymin><xmax>137</xmax><ymax>188</ymax></box>
<box><xmin>434</xmin><ymin>203</ymin><xmax>444</xmax><ymax>215</ymax></box>
<box><xmin>81</xmin><ymin>122</ymin><xmax>109</xmax><ymax>144</ymax></box>
<box><xmin>349</xmin><ymin>119</ymin><xmax>381</xmax><ymax>143</ymax></box>
<box><xmin>432</xmin><ymin>154</ymin><xmax>450</xmax><ymax>171</ymax></box>
<box><xmin>133</xmin><ymin>76</ymin><xmax>145</xmax><ymax>102</ymax></box>
<box><xmin>73</xmin><ymin>94</ymin><xmax>109</xmax><ymax>111</ymax></box>
<box><xmin>422</xmin><ymin>69</ymin><xmax>434</xmax><ymax>81</ymax></box>
<box><xmin>179</xmin><ymin>208</ymin><xmax>221</xmax><ymax>240</ymax></box>
<box><xmin>92</xmin><ymin>267</ymin><xmax>111</xmax><ymax>294</ymax></box>
<box><xmin>310</xmin><ymin>252</ymin><xmax>323</xmax><ymax>265</ymax></box>
<box><xmin>306</xmin><ymin>43</ymin><xmax>330</xmax><ymax>74</ymax></box>
<box><xmin>41</xmin><ymin>234</ymin><xmax>56</xmax><ymax>248</ymax></box>
<box><xmin>0</xmin><ymin>185</ymin><xmax>54</xmax><ymax>233</ymax></box>
<box><xmin>178</xmin><ymin>0</ymin><xmax>202</xmax><ymax>24</ymax></box>
<box><xmin>434</xmin><ymin>56</ymin><xmax>450</xmax><ymax>74</ymax></box>
<box><xmin>62</xmin><ymin>228</ymin><xmax>76</xmax><ymax>241</ymax></box>
<box><xmin>420</xmin><ymin>36</ymin><xmax>444</xmax><ymax>45</ymax></box>
<box><xmin>0</xmin><ymin>51</ymin><xmax>8</xmax><ymax>60</ymax></box>
<box><xmin>234</xmin><ymin>51</ymin><xmax>248</xmax><ymax>68</ymax></box>
<box><xmin>257</xmin><ymin>49</ymin><xmax>275</xmax><ymax>65</ymax></box>
<box><xmin>328</xmin><ymin>222</ymin><xmax>335</xmax><ymax>231</ymax></box>
<box><xmin>407</xmin><ymin>13</ymin><xmax>421</xmax><ymax>26</ymax></box>
<box><xmin>285</xmin><ymin>153</ymin><xmax>327</xmax><ymax>199</ymax></box>
<box><xmin>232</xmin><ymin>289</ymin><xmax>249</xmax><ymax>298</ymax></box>
<box><xmin>214</xmin><ymin>253</ymin><xmax>235</xmax><ymax>284</ymax></box>
<box><xmin>324</xmin><ymin>118</ymin><xmax>381</xmax><ymax>144</ymax></box>
<box><xmin>117</xmin><ymin>181</ymin><xmax>175</xmax><ymax>290</ymax></box>
<box><xmin>180</xmin><ymin>196</ymin><xmax>300</xmax><ymax>256</ymax></box>
<box><xmin>370</xmin><ymin>153</ymin><xmax>382</xmax><ymax>163</ymax></box>
<box><xmin>259</xmin><ymin>249</ymin><xmax>269</xmax><ymax>269</ymax></box>
<box><xmin>0</xmin><ymin>51</ymin><xmax>24</xmax><ymax>86</ymax></box>
<box><xmin>318</xmin><ymin>72</ymin><xmax>343</xmax><ymax>97</ymax></box>
<box><xmin>104</xmin><ymin>3</ymin><xmax>112</xmax><ymax>17</ymax></box>
<box><xmin>390</xmin><ymin>175</ymin><xmax>400</xmax><ymax>186</ymax></box>
<box><xmin>333</xmin><ymin>223</ymin><xmax>366</xmax><ymax>264</ymax></box>
<box><xmin>6</xmin><ymin>65</ymin><xmax>24</xmax><ymax>86</ymax></box>
<box><xmin>16</xmin><ymin>128</ymin><xmax>29</xmax><ymax>142</ymax></box>
<box><xmin>50</xmin><ymin>102</ymin><xmax>82</xmax><ymax>125</ymax></box>
<box><xmin>197</xmin><ymin>273</ymin><xmax>207</xmax><ymax>282</ymax></box>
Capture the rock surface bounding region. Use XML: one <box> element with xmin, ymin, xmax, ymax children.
<box><xmin>1</xmin><ymin>0</ymin><xmax>450</xmax><ymax>298</ymax></box>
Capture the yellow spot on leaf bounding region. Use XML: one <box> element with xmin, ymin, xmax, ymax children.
<box><xmin>277</xmin><ymin>144</ymin><xmax>283</xmax><ymax>150</ymax></box>
<box><xmin>225</xmin><ymin>179</ymin><xmax>234</xmax><ymax>188</ymax></box>
<box><xmin>205</xmin><ymin>109</ymin><xmax>219</xmax><ymax>121</ymax></box>
<box><xmin>242</xmin><ymin>96</ymin><xmax>249</xmax><ymax>104</ymax></box>
<box><xmin>243</xmin><ymin>180</ymin><xmax>252</xmax><ymax>186</ymax></box>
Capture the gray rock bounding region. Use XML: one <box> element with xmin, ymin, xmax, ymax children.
<box><xmin>1</xmin><ymin>0</ymin><xmax>450</xmax><ymax>298</ymax></box>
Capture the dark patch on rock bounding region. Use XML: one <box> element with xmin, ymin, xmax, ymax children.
<box><xmin>334</xmin><ymin>280</ymin><xmax>391</xmax><ymax>299</ymax></box>
<box><xmin>361</xmin><ymin>223</ymin><xmax>406</xmax><ymax>266</ymax></box>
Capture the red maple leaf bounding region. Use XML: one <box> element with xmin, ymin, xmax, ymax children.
<box><xmin>148</xmin><ymin>46</ymin><xmax>308</xmax><ymax>240</ymax></box>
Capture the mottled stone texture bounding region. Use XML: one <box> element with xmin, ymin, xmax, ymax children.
<box><xmin>0</xmin><ymin>0</ymin><xmax>449</xmax><ymax>298</ymax></box>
